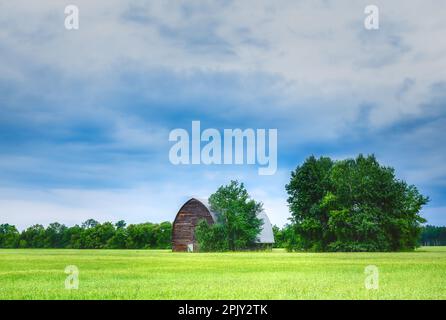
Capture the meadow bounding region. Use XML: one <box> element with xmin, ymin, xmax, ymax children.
<box><xmin>0</xmin><ymin>247</ymin><xmax>445</xmax><ymax>300</ymax></box>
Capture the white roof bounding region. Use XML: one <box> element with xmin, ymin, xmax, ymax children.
<box><xmin>195</xmin><ymin>198</ymin><xmax>275</xmax><ymax>244</ymax></box>
<box><xmin>196</xmin><ymin>198</ymin><xmax>219</xmax><ymax>223</ymax></box>
<box><xmin>256</xmin><ymin>211</ymin><xmax>275</xmax><ymax>244</ymax></box>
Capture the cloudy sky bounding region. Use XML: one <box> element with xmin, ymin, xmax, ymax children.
<box><xmin>0</xmin><ymin>0</ymin><xmax>445</xmax><ymax>229</ymax></box>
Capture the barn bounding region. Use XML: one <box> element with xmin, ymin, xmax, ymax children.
<box><xmin>172</xmin><ymin>198</ymin><xmax>275</xmax><ymax>252</ymax></box>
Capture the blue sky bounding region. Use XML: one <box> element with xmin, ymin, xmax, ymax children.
<box><xmin>0</xmin><ymin>0</ymin><xmax>445</xmax><ymax>229</ymax></box>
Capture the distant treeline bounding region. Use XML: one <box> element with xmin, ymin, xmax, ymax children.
<box><xmin>0</xmin><ymin>219</ymin><xmax>172</xmax><ymax>249</ymax></box>
<box><xmin>272</xmin><ymin>224</ymin><xmax>446</xmax><ymax>249</ymax></box>
<box><xmin>420</xmin><ymin>225</ymin><xmax>446</xmax><ymax>246</ymax></box>
<box><xmin>1</xmin><ymin>220</ymin><xmax>445</xmax><ymax>249</ymax></box>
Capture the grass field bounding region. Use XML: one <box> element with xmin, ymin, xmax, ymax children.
<box><xmin>0</xmin><ymin>247</ymin><xmax>445</xmax><ymax>299</ymax></box>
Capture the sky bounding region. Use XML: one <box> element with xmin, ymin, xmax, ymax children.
<box><xmin>0</xmin><ymin>0</ymin><xmax>445</xmax><ymax>230</ymax></box>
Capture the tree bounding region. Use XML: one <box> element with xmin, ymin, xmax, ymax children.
<box><xmin>126</xmin><ymin>223</ymin><xmax>155</xmax><ymax>249</ymax></box>
<box><xmin>195</xmin><ymin>220</ymin><xmax>228</xmax><ymax>252</ymax></box>
<box><xmin>81</xmin><ymin>221</ymin><xmax>115</xmax><ymax>249</ymax></box>
<box><xmin>45</xmin><ymin>222</ymin><xmax>68</xmax><ymax>248</ymax></box>
<box><xmin>271</xmin><ymin>224</ymin><xmax>300</xmax><ymax>251</ymax></box>
<box><xmin>0</xmin><ymin>224</ymin><xmax>20</xmax><ymax>248</ymax></box>
<box><xmin>286</xmin><ymin>154</ymin><xmax>429</xmax><ymax>252</ymax></box>
<box><xmin>115</xmin><ymin>220</ymin><xmax>126</xmax><ymax>229</ymax></box>
<box><xmin>285</xmin><ymin>156</ymin><xmax>333</xmax><ymax>251</ymax></box>
<box><xmin>107</xmin><ymin>220</ymin><xmax>129</xmax><ymax>249</ymax></box>
<box><xmin>272</xmin><ymin>225</ymin><xmax>282</xmax><ymax>248</ymax></box>
<box><xmin>154</xmin><ymin>222</ymin><xmax>172</xmax><ymax>249</ymax></box>
<box><xmin>196</xmin><ymin>180</ymin><xmax>263</xmax><ymax>251</ymax></box>
<box><xmin>65</xmin><ymin>225</ymin><xmax>83</xmax><ymax>249</ymax></box>
<box><xmin>82</xmin><ymin>219</ymin><xmax>99</xmax><ymax>229</ymax></box>
<box><xmin>20</xmin><ymin>224</ymin><xmax>46</xmax><ymax>248</ymax></box>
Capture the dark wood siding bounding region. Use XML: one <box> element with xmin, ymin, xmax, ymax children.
<box><xmin>172</xmin><ymin>199</ymin><xmax>214</xmax><ymax>251</ymax></box>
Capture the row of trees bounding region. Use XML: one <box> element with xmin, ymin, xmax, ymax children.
<box><xmin>2</xmin><ymin>218</ymin><xmax>440</xmax><ymax>251</ymax></box>
<box><xmin>420</xmin><ymin>225</ymin><xmax>446</xmax><ymax>246</ymax></box>
<box><xmin>0</xmin><ymin>220</ymin><xmax>172</xmax><ymax>249</ymax></box>
<box><xmin>0</xmin><ymin>180</ymin><xmax>264</xmax><ymax>252</ymax></box>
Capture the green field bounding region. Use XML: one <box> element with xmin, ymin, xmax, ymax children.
<box><xmin>0</xmin><ymin>247</ymin><xmax>445</xmax><ymax>299</ymax></box>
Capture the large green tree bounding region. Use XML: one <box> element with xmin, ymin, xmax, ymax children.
<box><xmin>20</xmin><ymin>224</ymin><xmax>46</xmax><ymax>248</ymax></box>
<box><xmin>285</xmin><ymin>155</ymin><xmax>334</xmax><ymax>251</ymax></box>
<box><xmin>0</xmin><ymin>224</ymin><xmax>20</xmax><ymax>248</ymax></box>
<box><xmin>286</xmin><ymin>154</ymin><xmax>429</xmax><ymax>252</ymax></box>
<box><xmin>196</xmin><ymin>180</ymin><xmax>263</xmax><ymax>251</ymax></box>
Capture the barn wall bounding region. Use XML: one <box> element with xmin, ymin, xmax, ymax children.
<box><xmin>172</xmin><ymin>199</ymin><xmax>214</xmax><ymax>251</ymax></box>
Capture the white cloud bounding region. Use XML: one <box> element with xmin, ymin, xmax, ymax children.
<box><xmin>0</xmin><ymin>185</ymin><xmax>187</xmax><ymax>230</ymax></box>
<box><xmin>1</xmin><ymin>0</ymin><xmax>445</xmax><ymax>131</ymax></box>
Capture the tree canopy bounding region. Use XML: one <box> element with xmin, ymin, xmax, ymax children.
<box><xmin>195</xmin><ymin>180</ymin><xmax>263</xmax><ymax>251</ymax></box>
<box><xmin>286</xmin><ymin>154</ymin><xmax>429</xmax><ymax>252</ymax></box>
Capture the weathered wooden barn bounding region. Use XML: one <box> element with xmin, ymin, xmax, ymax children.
<box><xmin>172</xmin><ymin>198</ymin><xmax>275</xmax><ymax>252</ymax></box>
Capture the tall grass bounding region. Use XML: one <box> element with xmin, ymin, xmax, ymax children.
<box><xmin>0</xmin><ymin>247</ymin><xmax>445</xmax><ymax>299</ymax></box>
